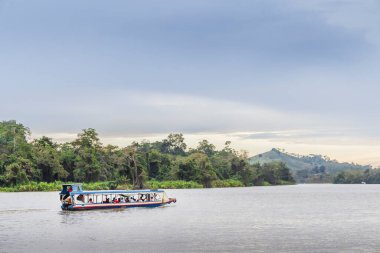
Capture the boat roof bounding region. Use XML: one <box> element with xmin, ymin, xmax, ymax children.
<box><xmin>70</xmin><ymin>189</ymin><xmax>165</xmax><ymax>195</ymax></box>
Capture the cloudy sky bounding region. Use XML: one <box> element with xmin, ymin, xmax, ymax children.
<box><xmin>1</xmin><ymin>0</ymin><xmax>379</xmax><ymax>166</ymax></box>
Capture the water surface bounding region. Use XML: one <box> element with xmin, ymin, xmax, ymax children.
<box><xmin>1</xmin><ymin>184</ymin><xmax>380</xmax><ymax>252</ymax></box>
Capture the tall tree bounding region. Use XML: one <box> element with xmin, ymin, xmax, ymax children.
<box><xmin>72</xmin><ymin>128</ymin><xmax>105</xmax><ymax>182</ymax></box>
<box><xmin>160</xmin><ymin>133</ymin><xmax>187</xmax><ymax>155</ymax></box>
<box><xmin>31</xmin><ymin>136</ymin><xmax>68</xmax><ymax>182</ymax></box>
<box><xmin>178</xmin><ymin>153</ymin><xmax>217</xmax><ymax>187</ymax></box>
<box><xmin>196</xmin><ymin>140</ymin><xmax>216</xmax><ymax>157</ymax></box>
<box><xmin>123</xmin><ymin>146</ymin><xmax>148</xmax><ymax>189</ymax></box>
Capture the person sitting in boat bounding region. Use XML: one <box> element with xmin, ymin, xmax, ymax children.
<box><xmin>77</xmin><ymin>194</ymin><xmax>84</xmax><ymax>202</ymax></box>
<box><xmin>89</xmin><ymin>198</ymin><xmax>93</xmax><ymax>204</ymax></box>
<box><xmin>139</xmin><ymin>194</ymin><xmax>146</xmax><ymax>202</ymax></box>
<box><xmin>62</xmin><ymin>186</ymin><xmax>73</xmax><ymax>200</ymax></box>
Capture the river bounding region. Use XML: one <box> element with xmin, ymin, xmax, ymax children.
<box><xmin>1</xmin><ymin>184</ymin><xmax>380</xmax><ymax>252</ymax></box>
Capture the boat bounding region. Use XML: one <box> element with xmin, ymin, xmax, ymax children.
<box><xmin>59</xmin><ymin>183</ymin><xmax>176</xmax><ymax>211</ymax></box>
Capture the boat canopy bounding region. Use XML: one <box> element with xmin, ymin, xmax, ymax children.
<box><xmin>60</xmin><ymin>184</ymin><xmax>164</xmax><ymax>196</ymax></box>
<box><xmin>70</xmin><ymin>189</ymin><xmax>165</xmax><ymax>195</ymax></box>
<box><xmin>61</xmin><ymin>183</ymin><xmax>83</xmax><ymax>194</ymax></box>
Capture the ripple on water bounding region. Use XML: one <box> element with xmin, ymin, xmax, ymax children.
<box><xmin>1</xmin><ymin>185</ymin><xmax>380</xmax><ymax>252</ymax></box>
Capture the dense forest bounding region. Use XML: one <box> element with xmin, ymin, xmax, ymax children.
<box><xmin>333</xmin><ymin>169</ymin><xmax>380</xmax><ymax>184</ymax></box>
<box><xmin>0</xmin><ymin>120</ymin><xmax>295</xmax><ymax>190</ymax></box>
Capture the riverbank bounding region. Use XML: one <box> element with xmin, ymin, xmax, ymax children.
<box><xmin>0</xmin><ymin>179</ymin><xmax>295</xmax><ymax>192</ymax></box>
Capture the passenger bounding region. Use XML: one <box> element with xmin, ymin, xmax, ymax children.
<box><xmin>89</xmin><ymin>198</ymin><xmax>93</xmax><ymax>204</ymax></box>
<box><xmin>118</xmin><ymin>198</ymin><xmax>121</xmax><ymax>203</ymax></box>
<box><xmin>77</xmin><ymin>194</ymin><xmax>84</xmax><ymax>202</ymax></box>
<box><xmin>63</xmin><ymin>186</ymin><xmax>73</xmax><ymax>200</ymax></box>
<box><xmin>106</xmin><ymin>198</ymin><xmax>110</xmax><ymax>203</ymax></box>
<box><xmin>125</xmin><ymin>197</ymin><xmax>129</xmax><ymax>203</ymax></box>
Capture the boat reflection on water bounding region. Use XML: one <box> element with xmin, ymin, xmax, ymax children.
<box><xmin>59</xmin><ymin>184</ymin><xmax>176</xmax><ymax>211</ymax></box>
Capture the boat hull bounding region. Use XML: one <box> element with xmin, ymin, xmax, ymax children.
<box><xmin>62</xmin><ymin>199</ymin><xmax>175</xmax><ymax>211</ymax></box>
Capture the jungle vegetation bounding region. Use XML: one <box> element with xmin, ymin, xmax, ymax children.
<box><xmin>333</xmin><ymin>169</ymin><xmax>380</xmax><ymax>184</ymax></box>
<box><xmin>0</xmin><ymin>120</ymin><xmax>295</xmax><ymax>191</ymax></box>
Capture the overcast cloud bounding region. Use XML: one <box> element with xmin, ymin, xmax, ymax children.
<box><xmin>0</xmin><ymin>0</ymin><xmax>379</xmax><ymax>165</ymax></box>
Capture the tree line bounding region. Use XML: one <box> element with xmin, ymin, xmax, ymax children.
<box><xmin>0</xmin><ymin>120</ymin><xmax>295</xmax><ymax>188</ymax></box>
<box><xmin>333</xmin><ymin>169</ymin><xmax>380</xmax><ymax>184</ymax></box>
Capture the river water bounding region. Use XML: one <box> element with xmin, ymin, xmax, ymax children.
<box><xmin>1</xmin><ymin>184</ymin><xmax>380</xmax><ymax>252</ymax></box>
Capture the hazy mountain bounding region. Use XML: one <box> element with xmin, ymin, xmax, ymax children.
<box><xmin>249</xmin><ymin>148</ymin><xmax>371</xmax><ymax>173</ymax></box>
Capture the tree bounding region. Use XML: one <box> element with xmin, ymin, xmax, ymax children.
<box><xmin>0</xmin><ymin>121</ymin><xmax>299</xmax><ymax>187</ymax></box>
<box><xmin>4</xmin><ymin>158</ymin><xmax>39</xmax><ymax>185</ymax></box>
<box><xmin>31</xmin><ymin>136</ymin><xmax>68</xmax><ymax>182</ymax></box>
<box><xmin>231</xmin><ymin>155</ymin><xmax>254</xmax><ymax>186</ymax></box>
<box><xmin>178</xmin><ymin>153</ymin><xmax>217</xmax><ymax>187</ymax></box>
<box><xmin>160</xmin><ymin>133</ymin><xmax>187</xmax><ymax>155</ymax></box>
<box><xmin>59</xmin><ymin>143</ymin><xmax>76</xmax><ymax>181</ymax></box>
<box><xmin>122</xmin><ymin>147</ymin><xmax>148</xmax><ymax>189</ymax></box>
<box><xmin>196</xmin><ymin>140</ymin><xmax>216</xmax><ymax>157</ymax></box>
<box><xmin>99</xmin><ymin>144</ymin><xmax>125</xmax><ymax>181</ymax></box>
<box><xmin>222</xmin><ymin>141</ymin><xmax>234</xmax><ymax>154</ymax></box>
<box><xmin>0</xmin><ymin>120</ymin><xmax>31</xmax><ymax>156</ymax></box>
<box><xmin>72</xmin><ymin>128</ymin><xmax>106</xmax><ymax>182</ymax></box>
<box><xmin>146</xmin><ymin>150</ymin><xmax>161</xmax><ymax>179</ymax></box>
<box><xmin>276</xmin><ymin>162</ymin><xmax>294</xmax><ymax>183</ymax></box>
<box><xmin>210</xmin><ymin>152</ymin><xmax>234</xmax><ymax>180</ymax></box>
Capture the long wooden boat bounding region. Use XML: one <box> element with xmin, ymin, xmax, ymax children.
<box><xmin>59</xmin><ymin>184</ymin><xmax>176</xmax><ymax>211</ymax></box>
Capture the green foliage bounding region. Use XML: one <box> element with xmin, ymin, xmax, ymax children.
<box><xmin>4</xmin><ymin>157</ymin><xmax>39</xmax><ymax>186</ymax></box>
<box><xmin>0</xmin><ymin>121</ymin><xmax>296</xmax><ymax>191</ymax></box>
<box><xmin>255</xmin><ymin>181</ymin><xmax>272</xmax><ymax>186</ymax></box>
<box><xmin>195</xmin><ymin>140</ymin><xmax>216</xmax><ymax>157</ymax></box>
<box><xmin>177</xmin><ymin>153</ymin><xmax>217</xmax><ymax>188</ymax></box>
<box><xmin>252</xmin><ymin>162</ymin><xmax>295</xmax><ymax>186</ymax></box>
<box><xmin>231</xmin><ymin>153</ymin><xmax>254</xmax><ymax>186</ymax></box>
<box><xmin>250</xmin><ymin>148</ymin><xmax>371</xmax><ymax>183</ymax></box>
<box><xmin>212</xmin><ymin>179</ymin><xmax>244</xmax><ymax>188</ymax></box>
<box><xmin>147</xmin><ymin>180</ymin><xmax>203</xmax><ymax>189</ymax></box>
<box><xmin>332</xmin><ymin>169</ymin><xmax>380</xmax><ymax>184</ymax></box>
<box><xmin>32</xmin><ymin>136</ymin><xmax>68</xmax><ymax>182</ymax></box>
<box><xmin>160</xmin><ymin>133</ymin><xmax>187</xmax><ymax>155</ymax></box>
<box><xmin>0</xmin><ymin>181</ymin><xmax>62</xmax><ymax>192</ymax></box>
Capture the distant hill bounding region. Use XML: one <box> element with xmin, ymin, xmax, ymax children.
<box><xmin>249</xmin><ymin>148</ymin><xmax>371</xmax><ymax>182</ymax></box>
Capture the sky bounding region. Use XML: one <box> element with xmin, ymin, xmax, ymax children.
<box><xmin>0</xmin><ymin>0</ymin><xmax>379</xmax><ymax>166</ymax></box>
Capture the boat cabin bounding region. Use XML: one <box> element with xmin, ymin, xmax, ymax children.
<box><xmin>59</xmin><ymin>184</ymin><xmax>176</xmax><ymax>211</ymax></box>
